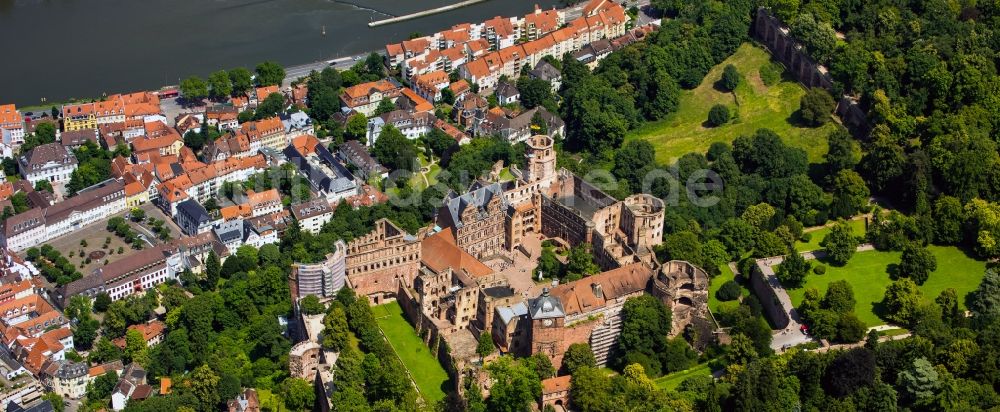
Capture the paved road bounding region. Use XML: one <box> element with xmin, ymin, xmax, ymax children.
<box><xmin>759</xmin><ymin>244</ymin><xmax>877</xmax><ymax>350</ymax></box>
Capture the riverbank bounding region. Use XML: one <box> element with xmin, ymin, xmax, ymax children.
<box><xmin>0</xmin><ymin>0</ymin><xmax>561</xmax><ymax>105</ymax></box>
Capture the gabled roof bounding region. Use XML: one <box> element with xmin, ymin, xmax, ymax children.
<box><xmin>421</xmin><ymin>228</ymin><xmax>493</xmax><ymax>278</ymax></box>
<box><xmin>549</xmin><ymin>264</ymin><xmax>653</xmax><ymax>317</ymax></box>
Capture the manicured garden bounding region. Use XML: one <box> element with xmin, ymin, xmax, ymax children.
<box><xmin>787</xmin><ymin>245</ymin><xmax>987</xmax><ymax>326</ymax></box>
<box><xmin>373</xmin><ymin>301</ymin><xmax>449</xmax><ymax>403</ymax></box>
<box><xmin>626</xmin><ymin>43</ymin><xmax>841</xmax><ymax>164</ymax></box>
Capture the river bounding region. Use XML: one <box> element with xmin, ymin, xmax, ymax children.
<box><xmin>0</xmin><ymin>0</ymin><xmax>561</xmax><ymax>106</ymax></box>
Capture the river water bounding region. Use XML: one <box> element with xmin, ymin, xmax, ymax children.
<box><xmin>0</xmin><ymin>0</ymin><xmax>560</xmax><ymax>105</ymax></box>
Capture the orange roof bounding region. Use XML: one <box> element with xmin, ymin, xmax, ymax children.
<box><xmin>550</xmin><ymin>264</ymin><xmax>653</xmax><ymax>317</ymax></box>
<box><xmin>400</xmin><ymin>88</ymin><xmax>434</xmax><ymax>113</ymax></box>
<box><xmin>385</xmin><ymin>43</ymin><xmax>404</xmax><ymax>56</ymax></box>
<box><xmin>541</xmin><ymin>375</ymin><xmax>572</xmax><ymax>394</ymax></box>
<box><xmin>421</xmin><ymin>228</ymin><xmax>493</xmax><ymax>278</ymax></box>
<box><xmin>220</xmin><ymin>204</ymin><xmax>252</xmax><ymax>221</ymax></box>
<box><xmin>0</xmin><ymin>104</ymin><xmax>20</xmax><ymax>126</ymax></box>
<box><xmin>524</xmin><ymin>7</ymin><xmax>561</xmax><ymax>34</ymax></box>
<box><xmin>484</xmin><ymin>15</ymin><xmax>516</xmax><ymax>37</ymax></box>
<box><xmin>132</xmin><ymin>133</ymin><xmax>180</xmax><ymax>154</ymax></box>
<box><xmin>401</xmin><ymin>37</ymin><xmax>431</xmax><ymax>55</ymax></box>
<box><xmin>112</xmin><ymin>320</ymin><xmax>165</xmax><ymax>348</ymax></box>
<box><xmin>124</xmin><ymin>181</ymin><xmax>145</xmax><ymax>197</ymax></box>
<box><xmin>342</xmin><ymin>80</ymin><xmax>399</xmax><ymax>100</ymax></box>
<box><xmin>247</xmin><ymin>189</ymin><xmax>280</xmax><ymax>207</ymax></box>
<box><xmin>549</xmin><ymin>27</ymin><xmax>575</xmax><ymax>44</ymax></box>
<box><xmin>231</xmin><ymin>96</ymin><xmax>249</xmax><ymax>107</ymax></box>
<box><xmin>441</xmin><ymin>46</ymin><xmax>465</xmax><ymax>62</ymax></box>
<box><xmin>255</xmin><ymin>85</ymin><xmax>280</xmax><ymax>101</ymax></box>
<box><xmin>464</xmin><ymin>59</ymin><xmax>492</xmax><ymax>79</ymax></box>
<box><xmin>522</xmin><ymin>36</ymin><xmax>555</xmax><ymax>56</ymax></box>
<box><xmin>160</xmin><ymin>378</ymin><xmax>172</xmax><ymax>395</ymax></box>
<box><xmin>290</xmin><ymin>134</ymin><xmax>320</xmax><ymax>156</ymax></box>
<box><xmin>497</xmin><ymin>45</ymin><xmax>527</xmax><ymax>64</ymax></box>
<box><xmin>413</xmin><ymin>71</ymin><xmax>450</xmax><ymax>91</ymax></box>
<box><xmin>467</xmin><ymin>39</ymin><xmax>491</xmax><ymax>55</ymax></box>
<box><xmin>449</xmin><ymin>80</ymin><xmax>471</xmax><ymax>95</ymax></box>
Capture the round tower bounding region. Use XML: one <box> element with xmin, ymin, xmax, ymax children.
<box><xmin>524</xmin><ymin>135</ymin><xmax>555</xmax><ymax>183</ymax></box>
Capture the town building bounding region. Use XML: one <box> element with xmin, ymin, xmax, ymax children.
<box><xmin>227</xmin><ymin>389</ymin><xmax>261</xmax><ymax>412</ymax></box>
<box><xmin>494</xmin><ymin>82</ymin><xmax>520</xmax><ymax>106</ymax></box>
<box><xmin>18</xmin><ymin>143</ymin><xmax>77</xmax><ymax>188</ymax></box>
<box><xmin>205</xmin><ymin>106</ymin><xmax>240</xmax><ymax>131</ymax></box>
<box><xmin>175</xmin><ymin>199</ymin><xmax>214</xmax><ymax>236</ymax></box>
<box><xmin>436</xmin><ymin>182</ymin><xmax>507</xmax><ymax>260</ymax></box>
<box><xmin>476</xmin><ymin>106</ymin><xmax>565</xmax><ymax>142</ymax></box>
<box><xmin>291</xmin><ymin>241</ymin><xmax>346</xmax><ymax>300</ymax></box>
<box><xmin>58</xmin><ymin>245</ymin><xmax>184</xmax><ymax>305</ymax></box>
<box><xmin>284</xmin><ymin>135</ymin><xmax>357</xmax><ymax>203</ymax></box>
<box><xmin>62</xmin><ymin>92</ymin><xmax>161</xmax><ymax>132</ymax></box>
<box><xmin>111</xmin><ymin>321</ymin><xmax>166</xmax><ymax>349</ymax></box>
<box><xmin>0</xmin><ymin>105</ymin><xmax>25</xmax><ymax>155</ymax></box>
<box><xmin>337</xmin><ymin>140</ymin><xmax>388</xmax><ymax>181</ymax></box>
<box><xmin>528</xmin><ymin>60</ymin><xmax>562</xmax><ymax>92</ymax></box>
<box><xmin>412</xmin><ymin>70</ymin><xmax>451</xmax><ymax>102</ymax></box>
<box><xmin>44</xmin><ymin>361</ymin><xmax>87</xmax><ymax>400</ymax></box>
<box><xmin>366</xmin><ymin>110</ymin><xmax>435</xmax><ymax>144</ymax></box>
<box><xmin>339</xmin><ymin>80</ymin><xmax>402</xmax><ymax>116</ymax></box>
<box><xmin>0</xmin><ymin>179</ymin><xmax>127</xmax><ymax>251</ymax></box>
<box><xmin>110</xmin><ymin>364</ymin><xmax>151</xmax><ymax>411</ymax></box>
<box><xmin>289</xmin><ymin>198</ymin><xmax>334</xmax><ymax>234</ymax></box>
<box><xmin>282</xmin><ymin>111</ymin><xmax>315</xmax><ymax>140</ymax></box>
<box><xmin>241</xmin><ymin>116</ymin><xmax>287</xmax><ymax>152</ymax></box>
<box><xmin>59</xmin><ymin>129</ymin><xmax>99</xmax><ymax>150</ymax></box>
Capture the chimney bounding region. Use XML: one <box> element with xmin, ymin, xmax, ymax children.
<box><xmin>592</xmin><ymin>283</ymin><xmax>603</xmax><ymax>299</ymax></box>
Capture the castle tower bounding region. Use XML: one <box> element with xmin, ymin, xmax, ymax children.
<box><xmin>524</xmin><ymin>135</ymin><xmax>555</xmax><ymax>184</ymax></box>
<box><xmin>528</xmin><ymin>287</ymin><xmax>565</xmax><ymax>362</ymax></box>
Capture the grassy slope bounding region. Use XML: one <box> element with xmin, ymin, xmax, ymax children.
<box><xmin>627</xmin><ymin>43</ymin><xmax>840</xmax><ymax>164</ymax></box>
<box><xmin>707</xmin><ymin>263</ymin><xmax>745</xmax><ymax>314</ymax></box>
<box><xmin>374</xmin><ymin>301</ymin><xmax>449</xmax><ymax>403</ymax></box>
<box><xmin>653</xmin><ymin>362</ymin><xmax>714</xmax><ymax>391</ymax></box>
<box><xmin>786</xmin><ymin>246</ymin><xmax>987</xmax><ymax>326</ymax></box>
<box><xmin>795</xmin><ymin>219</ymin><xmax>868</xmax><ymax>252</ymax></box>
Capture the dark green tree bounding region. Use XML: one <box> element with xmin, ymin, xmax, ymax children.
<box><xmin>821</xmin><ymin>220</ymin><xmax>859</xmax><ymax>266</ymax></box>
<box><xmin>720</xmin><ymin>64</ymin><xmax>740</xmax><ymax>91</ymax></box>
<box><xmin>255</xmin><ymin>61</ymin><xmax>286</xmax><ymax>86</ymax></box>
<box><xmin>777</xmin><ymin>247</ymin><xmax>810</xmax><ymax>288</ymax></box>
<box><xmin>707</xmin><ymin>104</ymin><xmax>730</xmax><ymax>127</ymax></box>
<box><xmin>562</xmin><ymin>343</ymin><xmax>597</xmax><ymax>375</ymax></box>
<box><xmin>799</xmin><ymin>87</ymin><xmax>835</xmax><ymax>126</ymax></box>
<box><xmin>897</xmin><ymin>242</ymin><xmax>937</xmax><ymax>285</ymax></box>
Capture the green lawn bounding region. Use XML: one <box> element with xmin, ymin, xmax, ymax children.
<box><xmin>627</xmin><ymin>43</ymin><xmax>841</xmax><ymax>164</ymax></box>
<box><xmin>707</xmin><ymin>264</ymin><xmax>746</xmax><ymax>314</ymax></box>
<box><xmin>256</xmin><ymin>389</ymin><xmax>288</xmax><ymax>412</ymax></box>
<box><xmin>787</xmin><ymin>246</ymin><xmax>987</xmax><ymax>326</ymax></box>
<box><xmin>654</xmin><ymin>362</ymin><xmax>714</xmax><ymax>391</ymax></box>
<box><xmin>374</xmin><ymin>301</ymin><xmax>449</xmax><ymax>403</ymax></box>
<box><xmin>795</xmin><ymin>218</ymin><xmax>868</xmax><ymax>252</ymax></box>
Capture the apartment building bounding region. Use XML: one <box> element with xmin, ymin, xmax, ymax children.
<box><xmin>18</xmin><ymin>143</ymin><xmax>77</xmax><ymax>187</ymax></box>
<box><xmin>0</xmin><ymin>104</ymin><xmax>25</xmax><ymax>154</ymax></box>
<box><xmin>0</xmin><ymin>179</ymin><xmax>127</xmax><ymax>251</ymax></box>
<box><xmin>339</xmin><ymin>80</ymin><xmax>401</xmax><ymax>116</ymax></box>
<box><xmin>289</xmin><ymin>198</ymin><xmax>334</xmax><ymax>234</ymax></box>
<box><xmin>59</xmin><ymin>245</ymin><xmax>182</xmax><ymax>304</ymax></box>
